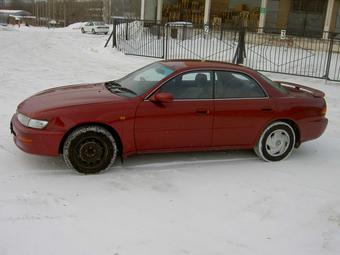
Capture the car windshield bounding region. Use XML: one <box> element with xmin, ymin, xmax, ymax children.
<box><xmin>257</xmin><ymin>72</ymin><xmax>288</xmax><ymax>95</ymax></box>
<box><xmin>94</xmin><ymin>21</ymin><xmax>105</xmax><ymax>25</ymax></box>
<box><xmin>115</xmin><ymin>62</ymin><xmax>175</xmax><ymax>96</ymax></box>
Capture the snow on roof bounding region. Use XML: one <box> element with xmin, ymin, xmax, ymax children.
<box><xmin>9</xmin><ymin>15</ymin><xmax>35</xmax><ymax>20</ymax></box>
<box><xmin>0</xmin><ymin>10</ymin><xmax>31</xmax><ymax>15</ymax></box>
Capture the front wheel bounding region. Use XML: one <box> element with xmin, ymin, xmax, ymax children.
<box><xmin>81</xmin><ymin>28</ymin><xmax>85</xmax><ymax>33</ymax></box>
<box><xmin>63</xmin><ymin>126</ymin><xmax>117</xmax><ymax>174</ymax></box>
<box><xmin>254</xmin><ymin>122</ymin><xmax>296</xmax><ymax>162</ymax></box>
<box><xmin>92</xmin><ymin>29</ymin><xmax>96</xmax><ymax>34</ymax></box>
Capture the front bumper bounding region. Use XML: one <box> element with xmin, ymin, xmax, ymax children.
<box><xmin>11</xmin><ymin>114</ymin><xmax>64</xmax><ymax>156</ymax></box>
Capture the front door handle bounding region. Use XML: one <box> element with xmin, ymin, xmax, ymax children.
<box><xmin>196</xmin><ymin>108</ymin><xmax>210</xmax><ymax>115</ymax></box>
<box><xmin>261</xmin><ymin>108</ymin><xmax>273</xmax><ymax>112</ymax></box>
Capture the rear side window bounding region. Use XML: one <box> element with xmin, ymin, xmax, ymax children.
<box><xmin>257</xmin><ymin>72</ymin><xmax>288</xmax><ymax>95</ymax></box>
<box><xmin>215</xmin><ymin>71</ymin><xmax>266</xmax><ymax>99</ymax></box>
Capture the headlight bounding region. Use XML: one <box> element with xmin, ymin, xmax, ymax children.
<box><xmin>17</xmin><ymin>113</ymin><xmax>48</xmax><ymax>129</ymax></box>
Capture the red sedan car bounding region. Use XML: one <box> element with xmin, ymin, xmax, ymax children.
<box><xmin>11</xmin><ymin>60</ymin><xmax>328</xmax><ymax>174</ymax></box>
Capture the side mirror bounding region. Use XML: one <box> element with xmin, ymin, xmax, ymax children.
<box><xmin>150</xmin><ymin>92</ymin><xmax>173</xmax><ymax>103</ymax></box>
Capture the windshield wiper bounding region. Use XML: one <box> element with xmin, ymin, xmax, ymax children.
<box><xmin>106</xmin><ymin>80</ymin><xmax>121</xmax><ymax>87</ymax></box>
<box><xmin>105</xmin><ymin>81</ymin><xmax>137</xmax><ymax>95</ymax></box>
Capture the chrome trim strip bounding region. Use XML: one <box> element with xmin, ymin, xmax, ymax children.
<box><xmin>169</xmin><ymin>97</ymin><xmax>269</xmax><ymax>102</ymax></box>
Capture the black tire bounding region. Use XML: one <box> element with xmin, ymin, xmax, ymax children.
<box><xmin>104</xmin><ymin>32</ymin><xmax>108</xmax><ymax>35</ymax></box>
<box><xmin>92</xmin><ymin>29</ymin><xmax>96</xmax><ymax>34</ymax></box>
<box><xmin>254</xmin><ymin>121</ymin><xmax>295</xmax><ymax>162</ymax></box>
<box><xmin>81</xmin><ymin>28</ymin><xmax>85</xmax><ymax>33</ymax></box>
<box><xmin>63</xmin><ymin>126</ymin><xmax>117</xmax><ymax>174</ymax></box>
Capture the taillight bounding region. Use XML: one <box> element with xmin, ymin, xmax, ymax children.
<box><xmin>321</xmin><ymin>102</ymin><xmax>327</xmax><ymax>116</ymax></box>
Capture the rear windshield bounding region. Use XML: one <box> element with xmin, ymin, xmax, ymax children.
<box><xmin>257</xmin><ymin>72</ymin><xmax>288</xmax><ymax>95</ymax></box>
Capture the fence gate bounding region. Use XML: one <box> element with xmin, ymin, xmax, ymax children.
<box><xmin>113</xmin><ymin>18</ymin><xmax>164</xmax><ymax>58</ymax></box>
<box><xmin>328</xmin><ymin>38</ymin><xmax>340</xmax><ymax>81</ymax></box>
<box><xmin>165</xmin><ymin>24</ymin><xmax>238</xmax><ymax>62</ymax></box>
<box><xmin>243</xmin><ymin>31</ymin><xmax>332</xmax><ymax>79</ymax></box>
<box><xmin>108</xmin><ymin>18</ymin><xmax>340</xmax><ymax>82</ymax></box>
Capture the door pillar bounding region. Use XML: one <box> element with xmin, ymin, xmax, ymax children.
<box><xmin>258</xmin><ymin>0</ymin><xmax>268</xmax><ymax>33</ymax></box>
<box><xmin>141</xmin><ymin>0</ymin><xmax>145</xmax><ymax>19</ymax></box>
<box><xmin>156</xmin><ymin>0</ymin><xmax>163</xmax><ymax>22</ymax></box>
<box><xmin>203</xmin><ymin>0</ymin><xmax>211</xmax><ymax>26</ymax></box>
<box><xmin>323</xmin><ymin>0</ymin><xmax>336</xmax><ymax>39</ymax></box>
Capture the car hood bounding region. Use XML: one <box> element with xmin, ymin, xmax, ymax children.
<box><xmin>18</xmin><ymin>83</ymin><xmax>127</xmax><ymax>116</ymax></box>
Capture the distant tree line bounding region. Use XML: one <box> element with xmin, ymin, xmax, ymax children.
<box><xmin>3</xmin><ymin>0</ymin><xmax>104</xmax><ymax>26</ymax></box>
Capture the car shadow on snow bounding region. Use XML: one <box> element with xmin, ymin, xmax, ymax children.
<box><xmin>14</xmin><ymin>143</ymin><xmax>321</xmax><ymax>175</ymax></box>
<box><xmin>119</xmin><ymin>150</ymin><xmax>258</xmax><ymax>173</ymax></box>
<box><xmin>15</xmin><ymin>149</ymin><xmax>259</xmax><ymax>175</ymax></box>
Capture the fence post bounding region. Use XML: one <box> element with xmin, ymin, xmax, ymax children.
<box><xmin>233</xmin><ymin>26</ymin><xmax>246</xmax><ymax>64</ymax></box>
<box><xmin>125</xmin><ymin>19</ymin><xmax>129</xmax><ymax>41</ymax></box>
<box><xmin>157</xmin><ymin>23</ymin><xmax>161</xmax><ymax>40</ymax></box>
<box><xmin>164</xmin><ymin>24</ymin><xmax>169</xmax><ymax>59</ymax></box>
<box><xmin>112</xmin><ymin>18</ymin><xmax>117</xmax><ymax>48</ymax></box>
<box><xmin>220</xmin><ymin>25</ymin><xmax>223</xmax><ymax>41</ymax></box>
<box><xmin>155</xmin><ymin>20</ymin><xmax>161</xmax><ymax>40</ymax></box>
<box><xmin>324</xmin><ymin>32</ymin><xmax>334</xmax><ymax>80</ymax></box>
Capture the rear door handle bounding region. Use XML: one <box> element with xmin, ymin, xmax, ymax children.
<box><xmin>196</xmin><ymin>108</ymin><xmax>210</xmax><ymax>115</ymax></box>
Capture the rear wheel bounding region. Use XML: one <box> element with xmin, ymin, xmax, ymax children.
<box><xmin>63</xmin><ymin>126</ymin><xmax>117</xmax><ymax>174</ymax></box>
<box><xmin>254</xmin><ymin>122</ymin><xmax>295</xmax><ymax>162</ymax></box>
<box><xmin>92</xmin><ymin>28</ymin><xmax>96</xmax><ymax>34</ymax></box>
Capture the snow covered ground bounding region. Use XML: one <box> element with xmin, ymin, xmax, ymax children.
<box><xmin>0</xmin><ymin>26</ymin><xmax>340</xmax><ymax>255</ymax></box>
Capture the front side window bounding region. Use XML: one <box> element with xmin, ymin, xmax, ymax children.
<box><xmin>159</xmin><ymin>71</ymin><xmax>213</xmax><ymax>99</ymax></box>
<box><xmin>116</xmin><ymin>62</ymin><xmax>175</xmax><ymax>96</ymax></box>
<box><xmin>215</xmin><ymin>71</ymin><xmax>266</xmax><ymax>99</ymax></box>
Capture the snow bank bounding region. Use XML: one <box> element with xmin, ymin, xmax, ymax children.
<box><xmin>0</xmin><ymin>24</ymin><xmax>15</xmax><ymax>31</ymax></box>
<box><xmin>67</xmin><ymin>22</ymin><xmax>86</xmax><ymax>30</ymax></box>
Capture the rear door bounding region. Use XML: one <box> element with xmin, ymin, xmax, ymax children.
<box><xmin>135</xmin><ymin>71</ymin><xmax>214</xmax><ymax>151</ymax></box>
<box><xmin>212</xmin><ymin>71</ymin><xmax>276</xmax><ymax>147</ymax></box>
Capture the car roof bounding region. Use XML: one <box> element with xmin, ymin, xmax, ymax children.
<box><xmin>159</xmin><ymin>60</ymin><xmax>252</xmax><ymax>73</ymax></box>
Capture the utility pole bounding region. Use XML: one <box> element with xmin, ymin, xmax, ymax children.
<box><xmin>51</xmin><ymin>0</ymin><xmax>54</xmax><ymax>21</ymax></box>
<box><xmin>63</xmin><ymin>0</ymin><xmax>66</xmax><ymax>26</ymax></box>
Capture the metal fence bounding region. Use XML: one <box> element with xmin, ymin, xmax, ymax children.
<box><xmin>107</xmin><ymin>18</ymin><xmax>340</xmax><ymax>82</ymax></box>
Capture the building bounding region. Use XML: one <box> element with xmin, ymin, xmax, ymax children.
<box><xmin>103</xmin><ymin>0</ymin><xmax>140</xmax><ymax>21</ymax></box>
<box><xmin>0</xmin><ymin>9</ymin><xmax>32</xmax><ymax>24</ymax></box>
<box><xmin>105</xmin><ymin>0</ymin><xmax>340</xmax><ymax>38</ymax></box>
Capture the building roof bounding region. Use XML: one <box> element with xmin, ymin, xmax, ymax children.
<box><xmin>0</xmin><ymin>9</ymin><xmax>31</xmax><ymax>16</ymax></box>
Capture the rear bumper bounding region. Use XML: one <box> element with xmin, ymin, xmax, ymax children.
<box><xmin>299</xmin><ymin>117</ymin><xmax>328</xmax><ymax>143</ymax></box>
<box><xmin>95</xmin><ymin>28</ymin><xmax>109</xmax><ymax>33</ymax></box>
<box><xmin>11</xmin><ymin>114</ymin><xmax>64</xmax><ymax>156</ymax></box>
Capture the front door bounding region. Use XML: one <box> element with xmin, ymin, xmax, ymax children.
<box><xmin>135</xmin><ymin>71</ymin><xmax>214</xmax><ymax>151</ymax></box>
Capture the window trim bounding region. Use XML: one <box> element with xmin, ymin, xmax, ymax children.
<box><xmin>159</xmin><ymin>70</ymin><xmax>214</xmax><ymax>100</ymax></box>
<box><xmin>144</xmin><ymin>68</ymin><xmax>269</xmax><ymax>101</ymax></box>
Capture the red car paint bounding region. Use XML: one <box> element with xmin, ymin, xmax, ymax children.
<box><xmin>11</xmin><ymin>60</ymin><xmax>328</xmax><ymax>158</ymax></box>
